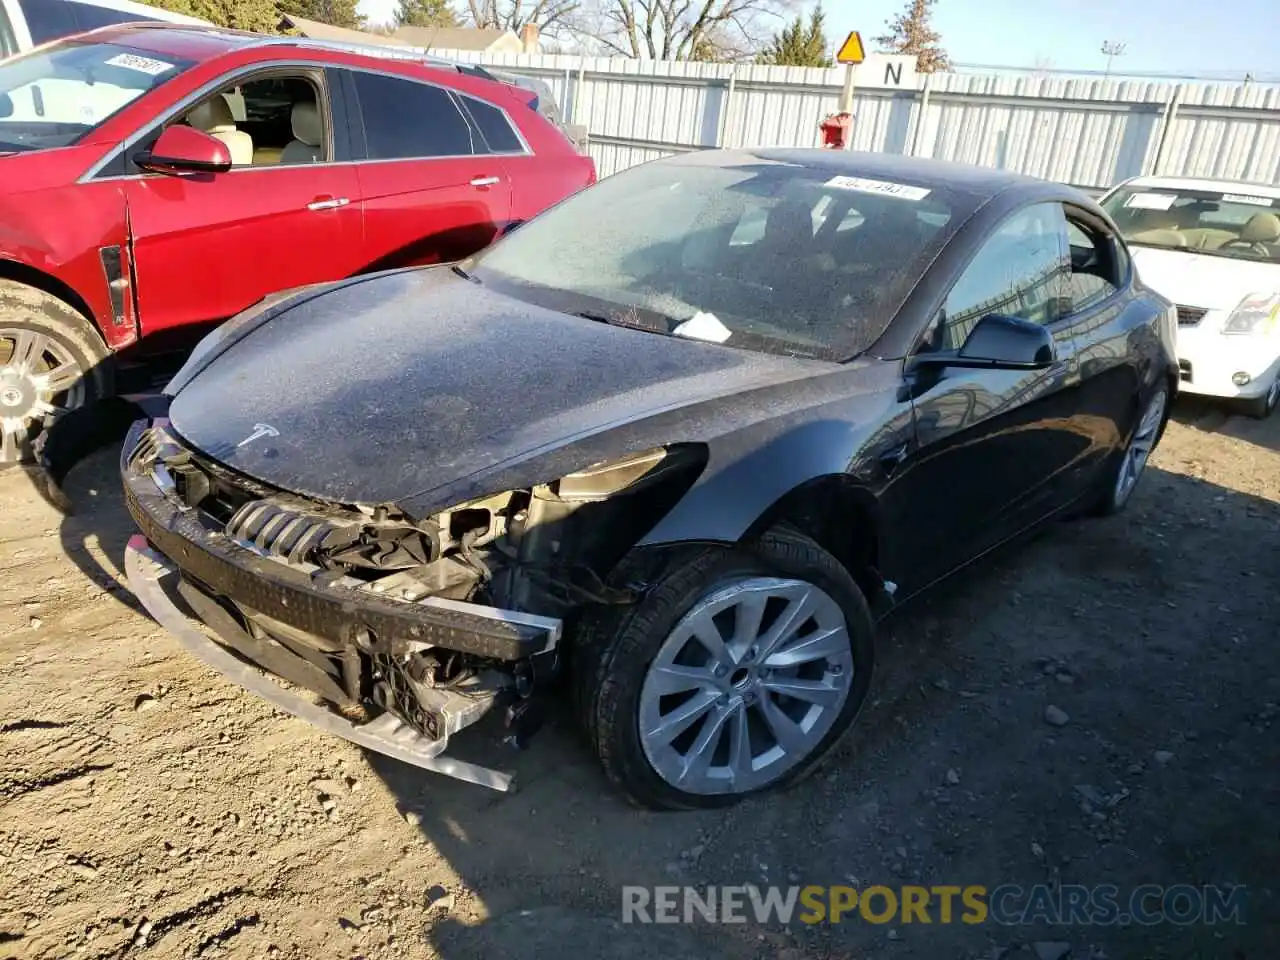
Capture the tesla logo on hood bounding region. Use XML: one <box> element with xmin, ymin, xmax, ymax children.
<box><xmin>237</xmin><ymin>423</ymin><xmax>280</xmax><ymax>448</ymax></box>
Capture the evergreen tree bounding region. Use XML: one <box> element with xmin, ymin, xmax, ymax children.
<box><xmin>873</xmin><ymin>0</ymin><xmax>950</xmax><ymax>73</ymax></box>
<box><xmin>756</xmin><ymin>6</ymin><xmax>831</xmax><ymax>67</ymax></box>
<box><xmin>278</xmin><ymin>0</ymin><xmax>365</xmax><ymax>29</ymax></box>
<box><xmin>394</xmin><ymin>0</ymin><xmax>459</xmax><ymax>28</ymax></box>
<box><xmin>141</xmin><ymin>0</ymin><xmax>284</xmax><ymax>33</ymax></box>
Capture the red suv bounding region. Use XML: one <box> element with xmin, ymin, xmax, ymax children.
<box><xmin>0</xmin><ymin>23</ymin><xmax>595</xmax><ymax>463</ymax></box>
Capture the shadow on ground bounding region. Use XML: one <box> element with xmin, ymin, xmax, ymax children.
<box><xmin>34</xmin><ymin>404</ymin><xmax>1280</xmax><ymax>959</ymax></box>
<box><xmin>1171</xmin><ymin>393</ymin><xmax>1279</xmax><ymax>454</ymax></box>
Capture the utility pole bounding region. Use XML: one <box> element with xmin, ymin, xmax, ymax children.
<box><xmin>1101</xmin><ymin>40</ymin><xmax>1127</xmax><ymax>78</ymax></box>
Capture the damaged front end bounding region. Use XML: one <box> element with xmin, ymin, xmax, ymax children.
<box><xmin>121</xmin><ymin>417</ymin><xmax>705</xmax><ymax>791</ymax></box>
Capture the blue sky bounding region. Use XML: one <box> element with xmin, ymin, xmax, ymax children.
<box><xmin>844</xmin><ymin>0</ymin><xmax>1279</xmax><ymax>77</ymax></box>
<box><xmin>357</xmin><ymin>0</ymin><xmax>1278</xmax><ymax>78</ymax></box>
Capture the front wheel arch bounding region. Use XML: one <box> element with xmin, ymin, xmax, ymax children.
<box><xmin>740</xmin><ymin>474</ymin><xmax>889</xmax><ymax>610</ymax></box>
<box><xmin>0</xmin><ymin>259</ymin><xmax>105</xmax><ymax>341</ymax></box>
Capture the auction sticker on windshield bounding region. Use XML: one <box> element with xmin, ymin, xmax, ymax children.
<box><xmin>104</xmin><ymin>53</ymin><xmax>176</xmax><ymax>76</ymax></box>
<box><xmin>824</xmin><ymin>176</ymin><xmax>931</xmax><ymax>201</ymax></box>
<box><xmin>1123</xmin><ymin>192</ymin><xmax>1177</xmax><ymax>211</ymax></box>
<box><xmin>1222</xmin><ymin>193</ymin><xmax>1275</xmax><ymax>207</ymax></box>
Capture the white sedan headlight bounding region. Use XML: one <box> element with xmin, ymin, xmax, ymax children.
<box><xmin>1222</xmin><ymin>292</ymin><xmax>1280</xmax><ymax>336</ymax></box>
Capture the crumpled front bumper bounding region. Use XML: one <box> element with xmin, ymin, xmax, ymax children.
<box><xmin>121</xmin><ymin>420</ymin><xmax>560</xmax><ymax>664</ymax></box>
<box><xmin>120</xmin><ymin>418</ymin><xmax>564</xmax><ymax>791</ymax></box>
<box><xmin>124</xmin><ymin>535</ymin><xmax>518</xmax><ymax>791</ymax></box>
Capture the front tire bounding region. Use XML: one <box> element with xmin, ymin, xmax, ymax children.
<box><xmin>0</xmin><ymin>281</ymin><xmax>111</xmax><ymax>466</ymax></box>
<box><xmin>573</xmin><ymin>528</ymin><xmax>875</xmax><ymax>810</ymax></box>
<box><xmin>1238</xmin><ymin>373</ymin><xmax>1279</xmax><ymax>420</ymax></box>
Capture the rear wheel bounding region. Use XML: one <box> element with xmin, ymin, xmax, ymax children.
<box><xmin>0</xmin><ymin>281</ymin><xmax>111</xmax><ymax>466</ymax></box>
<box><xmin>1088</xmin><ymin>382</ymin><xmax>1168</xmax><ymax>517</ymax></box>
<box><xmin>1238</xmin><ymin>373</ymin><xmax>1279</xmax><ymax>420</ymax></box>
<box><xmin>574</xmin><ymin>527</ymin><xmax>875</xmax><ymax>810</ymax></box>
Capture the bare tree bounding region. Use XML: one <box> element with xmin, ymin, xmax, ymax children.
<box><xmin>567</xmin><ymin>0</ymin><xmax>790</xmax><ymax>61</ymax></box>
<box><xmin>466</xmin><ymin>0</ymin><xmax>583</xmax><ymax>34</ymax></box>
<box><xmin>1029</xmin><ymin>53</ymin><xmax>1055</xmax><ymax>80</ymax></box>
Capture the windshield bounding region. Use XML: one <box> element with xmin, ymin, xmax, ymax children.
<box><xmin>1102</xmin><ymin>185</ymin><xmax>1280</xmax><ymax>264</ymax></box>
<box><xmin>469</xmin><ymin>158</ymin><xmax>963</xmax><ymax>360</ymax></box>
<box><xmin>0</xmin><ymin>39</ymin><xmax>194</xmax><ymax>152</ymax></box>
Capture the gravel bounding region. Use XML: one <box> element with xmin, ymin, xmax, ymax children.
<box><xmin>0</xmin><ymin>403</ymin><xmax>1276</xmax><ymax>959</ymax></box>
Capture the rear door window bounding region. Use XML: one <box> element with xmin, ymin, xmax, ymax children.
<box><xmin>350</xmin><ymin>71</ymin><xmax>476</xmax><ymax>160</ymax></box>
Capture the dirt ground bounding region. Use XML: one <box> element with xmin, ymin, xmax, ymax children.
<box><xmin>1</xmin><ymin>398</ymin><xmax>1276</xmax><ymax>960</ymax></box>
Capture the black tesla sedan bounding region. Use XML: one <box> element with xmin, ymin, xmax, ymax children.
<box><xmin>121</xmin><ymin>149</ymin><xmax>1178</xmax><ymax>810</ymax></box>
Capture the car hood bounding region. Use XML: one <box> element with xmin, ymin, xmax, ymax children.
<box><xmin>1130</xmin><ymin>245</ymin><xmax>1280</xmax><ymax>311</ymax></box>
<box><xmin>167</xmin><ymin>267</ymin><xmax>837</xmax><ymax>508</ymax></box>
<box><xmin>0</xmin><ymin>143</ymin><xmax>106</xmax><ymax>195</ymax></box>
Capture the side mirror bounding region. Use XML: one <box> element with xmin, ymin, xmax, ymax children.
<box><xmin>917</xmin><ymin>313</ymin><xmax>1057</xmax><ymax>371</ymax></box>
<box><xmin>960</xmin><ymin>313</ymin><xmax>1057</xmax><ymax>367</ymax></box>
<box><xmin>136</xmin><ymin>126</ymin><xmax>232</xmax><ymax>175</ymax></box>
<box><xmin>0</xmin><ymin>92</ymin><xmax>12</xmax><ymax>119</ymax></box>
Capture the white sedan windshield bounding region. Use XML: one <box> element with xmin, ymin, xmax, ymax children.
<box><xmin>0</xmin><ymin>39</ymin><xmax>192</xmax><ymax>151</ymax></box>
<box><xmin>1102</xmin><ymin>186</ymin><xmax>1280</xmax><ymax>264</ymax></box>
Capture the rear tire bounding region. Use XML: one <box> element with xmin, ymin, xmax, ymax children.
<box><xmin>573</xmin><ymin>527</ymin><xmax>875</xmax><ymax>811</ymax></box>
<box><xmin>1087</xmin><ymin>382</ymin><xmax>1168</xmax><ymax>517</ymax></box>
<box><xmin>0</xmin><ymin>281</ymin><xmax>111</xmax><ymax>466</ymax></box>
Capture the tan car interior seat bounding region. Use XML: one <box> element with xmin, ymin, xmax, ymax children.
<box><xmin>280</xmin><ymin>101</ymin><xmax>323</xmax><ymax>164</ymax></box>
<box><xmin>1128</xmin><ymin>209</ymin><xmax>1187</xmax><ymax>247</ymax></box>
<box><xmin>185</xmin><ymin>94</ymin><xmax>254</xmax><ymax>166</ymax></box>
<box><xmin>1239</xmin><ymin>211</ymin><xmax>1280</xmax><ymax>246</ymax></box>
<box><xmin>1180</xmin><ymin>211</ymin><xmax>1280</xmax><ymax>252</ymax></box>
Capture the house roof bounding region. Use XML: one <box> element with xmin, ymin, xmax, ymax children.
<box><xmin>279</xmin><ymin>15</ymin><xmax>411</xmax><ymax>47</ymax></box>
<box><xmin>391</xmin><ymin>26</ymin><xmax>513</xmax><ymax>50</ymax></box>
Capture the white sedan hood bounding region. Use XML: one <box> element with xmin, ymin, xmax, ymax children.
<box><xmin>1130</xmin><ymin>246</ymin><xmax>1280</xmax><ymax>310</ymax></box>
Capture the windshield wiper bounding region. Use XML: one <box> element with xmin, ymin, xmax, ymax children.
<box><xmin>571</xmin><ymin>310</ymin><xmax>672</xmax><ymax>335</ymax></box>
<box><xmin>451</xmin><ymin>264</ymin><xmax>480</xmax><ymax>283</ymax></box>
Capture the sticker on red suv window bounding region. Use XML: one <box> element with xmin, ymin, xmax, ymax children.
<box><xmin>104</xmin><ymin>53</ymin><xmax>176</xmax><ymax>77</ymax></box>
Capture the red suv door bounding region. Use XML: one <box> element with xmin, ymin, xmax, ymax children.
<box><xmin>121</xmin><ymin>70</ymin><xmax>363</xmax><ymax>335</ymax></box>
<box><xmin>341</xmin><ymin>68</ymin><xmax>511</xmax><ymax>269</ymax></box>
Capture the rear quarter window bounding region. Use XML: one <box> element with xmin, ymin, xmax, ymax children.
<box><xmin>462</xmin><ymin>96</ymin><xmax>523</xmax><ymax>153</ymax></box>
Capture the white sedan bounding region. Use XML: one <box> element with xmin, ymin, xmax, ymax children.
<box><xmin>1099</xmin><ymin>176</ymin><xmax>1280</xmax><ymax>419</ymax></box>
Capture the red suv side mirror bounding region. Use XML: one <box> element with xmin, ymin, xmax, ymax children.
<box><xmin>138</xmin><ymin>126</ymin><xmax>233</xmax><ymax>175</ymax></box>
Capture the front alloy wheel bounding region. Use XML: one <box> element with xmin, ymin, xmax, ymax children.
<box><xmin>0</xmin><ymin>327</ymin><xmax>88</xmax><ymax>465</ymax></box>
<box><xmin>575</xmin><ymin>527</ymin><xmax>875</xmax><ymax>810</ymax></box>
<box><xmin>638</xmin><ymin>578</ymin><xmax>854</xmax><ymax>795</ymax></box>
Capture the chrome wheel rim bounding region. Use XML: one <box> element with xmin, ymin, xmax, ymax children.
<box><xmin>638</xmin><ymin>576</ymin><xmax>853</xmax><ymax>796</ymax></box>
<box><xmin>0</xmin><ymin>328</ymin><xmax>84</xmax><ymax>463</ymax></box>
<box><xmin>1113</xmin><ymin>388</ymin><xmax>1166</xmax><ymax>506</ymax></box>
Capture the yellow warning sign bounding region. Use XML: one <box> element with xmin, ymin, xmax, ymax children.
<box><xmin>836</xmin><ymin>31</ymin><xmax>866</xmax><ymax>65</ymax></box>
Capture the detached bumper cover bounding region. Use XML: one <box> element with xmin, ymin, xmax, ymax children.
<box><xmin>121</xmin><ymin>421</ymin><xmax>556</xmax><ymax>663</ymax></box>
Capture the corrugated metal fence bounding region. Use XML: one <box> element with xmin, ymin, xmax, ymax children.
<box><xmin>427</xmin><ymin>48</ymin><xmax>1280</xmax><ymax>190</ymax></box>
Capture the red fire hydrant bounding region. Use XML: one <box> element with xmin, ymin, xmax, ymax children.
<box><xmin>820</xmin><ymin>112</ymin><xmax>853</xmax><ymax>149</ymax></box>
